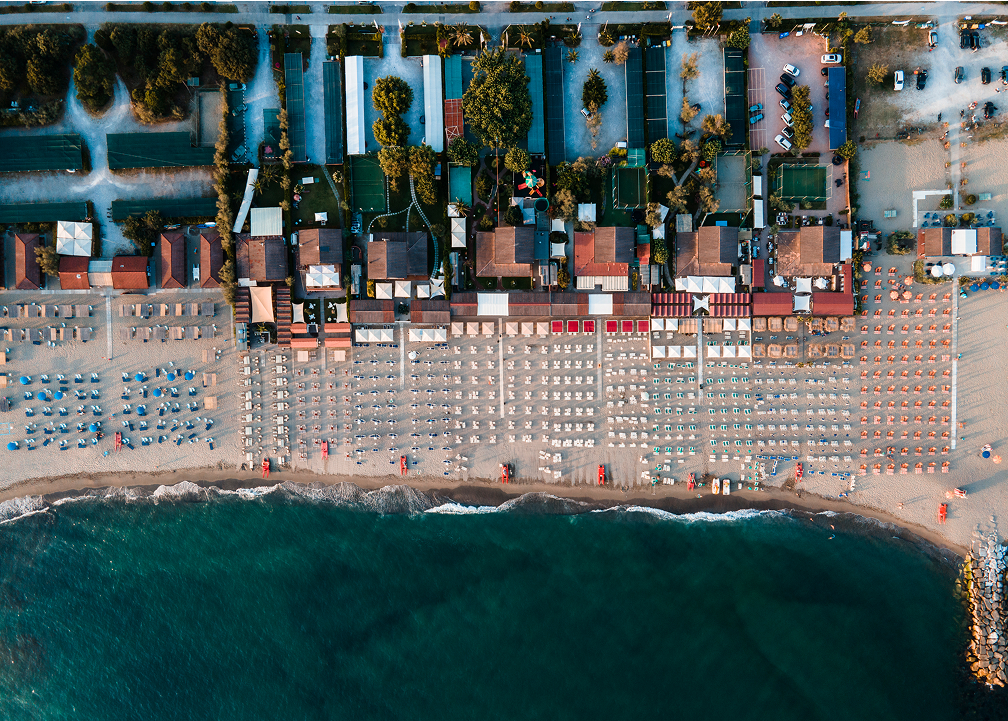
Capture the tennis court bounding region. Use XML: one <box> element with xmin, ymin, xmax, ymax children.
<box><xmin>0</xmin><ymin>135</ymin><xmax>83</xmax><ymax>172</ymax></box>
<box><xmin>112</xmin><ymin>197</ymin><xmax>217</xmax><ymax>221</ymax></box>
<box><xmin>107</xmin><ymin>133</ymin><xmax>215</xmax><ymax>169</ymax></box>
<box><xmin>284</xmin><ymin>53</ymin><xmax>307</xmax><ymax>163</ymax></box>
<box><xmin>613</xmin><ymin>166</ymin><xmax>647</xmax><ymax>210</ymax></box>
<box><xmin>776</xmin><ymin>164</ymin><xmax>830</xmax><ymax>203</ymax></box>
<box><xmin>351</xmin><ymin>155</ymin><xmax>386</xmax><ymax>213</ymax></box>
<box><xmin>0</xmin><ymin>202</ymin><xmax>87</xmax><ymax>223</ymax></box>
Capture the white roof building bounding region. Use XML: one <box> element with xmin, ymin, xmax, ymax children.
<box><xmin>422</xmin><ymin>55</ymin><xmax>444</xmax><ymax>153</ymax></box>
<box><xmin>250</xmin><ymin>207</ymin><xmax>282</xmax><ymax>237</ymax></box>
<box><xmin>345</xmin><ymin>56</ymin><xmax>366</xmax><ymax>155</ymax></box>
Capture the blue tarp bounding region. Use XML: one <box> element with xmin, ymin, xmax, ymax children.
<box><xmin>828</xmin><ymin>67</ymin><xmax>847</xmax><ymax>150</ymax></box>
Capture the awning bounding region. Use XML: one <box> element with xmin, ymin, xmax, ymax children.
<box><xmin>306</xmin><ymin>264</ymin><xmax>340</xmax><ymax>288</ymax></box>
<box><xmin>250</xmin><ymin>207</ymin><xmax>283</xmax><ymax>237</ymax></box>
<box><xmin>376</xmin><ymin>282</ymin><xmax>393</xmax><ymax>300</ymax></box>
<box><xmin>795</xmin><ymin>277</ymin><xmax>813</xmax><ymax>294</ymax></box>
<box><xmin>477</xmin><ymin>292</ymin><xmax>508</xmax><ymax>316</ymax></box>
<box><xmin>250</xmin><ymin>285</ymin><xmax>274</xmax><ymax>323</ymax></box>
<box><xmin>394</xmin><ymin>280</ymin><xmax>412</xmax><ymax>298</ymax></box>
<box><xmin>588</xmin><ymin>294</ymin><xmax>613</xmax><ymax>315</ymax></box>
<box><xmin>675</xmin><ymin>276</ymin><xmax>736</xmax><ymax>293</ymax></box>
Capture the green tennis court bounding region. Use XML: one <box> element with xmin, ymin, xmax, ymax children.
<box><xmin>352</xmin><ymin>155</ymin><xmax>386</xmax><ymax>213</ymax></box>
<box><xmin>776</xmin><ymin>164</ymin><xmax>829</xmax><ymax>203</ymax></box>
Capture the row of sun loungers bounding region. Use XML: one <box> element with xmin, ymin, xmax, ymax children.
<box><xmin>119</xmin><ymin>325</ymin><xmax>219</xmax><ymax>341</ymax></box>
<box><xmin>120</xmin><ymin>302</ymin><xmax>214</xmax><ymax>318</ymax></box>
<box><xmin>3</xmin><ymin>304</ymin><xmax>92</xmax><ymax>319</ymax></box>
<box><xmin>3</xmin><ymin>327</ymin><xmax>91</xmax><ymax>342</ymax></box>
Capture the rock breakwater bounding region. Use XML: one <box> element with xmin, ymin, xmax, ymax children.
<box><xmin>961</xmin><ymin>536</ymin><xmax>1008</xmax><ymax>687</ymax></box>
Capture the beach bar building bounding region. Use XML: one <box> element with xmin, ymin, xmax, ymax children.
<box><xmin>14</xmin><ymin>233</ymin><xmax>41</xmax><ymax>290</ymax></box>
<box><xmin>200</xmin><ymin>230</ymin><xmax>224</xmax><ymax>288</ymax></box>
<box><xmin>59</xmin><ymin>255</ymin><xmax>90</xmax><ymax>290</ymax></box>
<box><xmin>159</xmin><ymin>231</ymin><xmax>186</xmax><ymax>289</ymax></box>
<box><xmin>111</xmin><ymin>256</ymin><xmax>150</xmax><ymax>290</ymax></box>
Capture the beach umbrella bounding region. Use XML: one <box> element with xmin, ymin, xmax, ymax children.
<box><xmin>6</xmin><ymin>442</ymin><xmax>17</xmax><ymax>451</ymax></box>
<box><xmin>981</xmin><ymin>282</ymin><xmax>990</xmax><ymax>290</ymax></box>
<box><xmin>54</xmin><ymin>391</ymin><xmax>63</xmax><ymax>400</ymax></box>
<box><xmin>36</xmin><ymin>391</ymin><xmax>46</xmax><ymax>400</ymax></box>
<box><xmin>134</xmin><ymin>373</ymin><xmax>144</xmax><ymax>382</ymax></box>
<box><xmin>995</xmin><ymin>455</ymin><xmax>1002</xmax><ymax>464</ymax></box>
<box><xmin>889</xmin><ymin>290</ymin><xmax>899</xmax><ymax>300</ymax></box>
<box><xmin>971</xmin><ymin>284</ymin><xmax>979</xmax><ymax>292</ymax></box>
<box><xmin>153</xmin><ymin>388</ymin><xmax>162</xmax><ymax>398</ymax></box>
<box><xmin>167</xmin><ymin>372</ymin><xmax>176</xmax><ymax>381</ymax></box>
<box><xmin>862</xmin><ymin>262</ymin><xmax>872</xmax><ymax>273</ymax></box>
<box><xmin>983</xmin><ymin>449</ymin><xmax>991</xmax><ymax>458</ymax></box>
<box><xmin>89</xmin><ymin>423</ymin><xmax>99</xmax><ymax>432</ymax></box>
<box><xmin>901</xmin><ymin>290</ymin><xmax>912</xmax><ymax>300</ymax></box>
<box><xmin>931</xmin><ymin>265</ymin><xmax>943</xmax><ymax>278</ymax></box>
<box><xmin>19</xmin><ymin>376</ymin><xmax>29</xmax><ymax>385</ymax></box>
<box><xmin>184</xmin><ymin>371</ymin><xmax>194</xmax><ymax>381</ymax></box>
<box><xmin>993</xmin><ymin>282</ymin><xmax>1001</xmax><ymax>289</ymax></box>
<box><xmin>905</xmin><ymin>276</ymin><xmax>913</xmax><ymax>285</ymax></box>
<box><xmin>943</xmin><ymin>262</ymin><xmax>955</xmax><ymax>275</ymax></box>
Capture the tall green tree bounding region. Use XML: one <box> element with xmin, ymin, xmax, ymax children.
<box><xmin>371</xmin><ymin>75</ymin><xmax>413</xmax><ymax>148</ymax></box>
<box><xmin>689</xmin><ymin>1</ymin><xmax>723</xmax><ymax>32</ymax></box>
<box><xmin>74</xmin><ymin>43</ymin><xmax>116</xmax><ymax>113</ymax></box>
<box><xmin>196</xmin><ymin>23</ymin><xmax>257</xmax><ymax>82</ymax></box>
<box><xmin>581</xmin><ymin>68</ymin><xmax>608</xmax><ymax>110</ymax></box>
<box><xmin>447</xmin><ymin>136</ymin><xmax>480</xmax><ymax>166</ymax></box>
<box><xmin>462</xmin><ymin>48</ymin><xmax>532</xmax><ymax>153</ymax></box>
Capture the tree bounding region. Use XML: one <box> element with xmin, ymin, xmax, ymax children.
<box><xmin>725</xmin><ymin>26</ymin><xmax>750</xmax><ymax>50</ymax></box>
<box><xmin>644</xmin><ymin>202</ymin><xmax>663</xmax><ymax>229</ymax></box>
<box><xmin>121</xmin><ymin>209</ymin><xmax>164</xmax><ymax>257</ymax></box>
<box><xmin>504</xmin><ymin>147</ymin><xmax>529</xmax><ymax>174</ymax></box>
<box><xmin>602</xmin><ymin>50</ymin><xmax>614</xmax><ymax>63</ymax></box>
<box><xmin>680</xmin><ymin>97</ymin><xmax>698</xmax><ymax>124</ymax></box>
<box><xmin>552</xmin><ymin>188</ymin><xmax>576</xmax><ymax>222</ymax></box>
<box><xmin>598</xmin><ymin>27</ymin><xmax>615</xmax><ymax>47</ymax></box>
<box><xmin>367</xmin><ymin>279</ymin><xmax>376</xmax><ymax>298</ymax></box>
<box><xmin>698</xmin><ymin>186</ymin><xmax>719</xmax><ymax>214</ymax></box>
<box><xmin>196</xmin><ymin>23</ymin><xmax>257</xmax><ymax>82</ymax></box>
<box><xmin>666</xmin><ymin>186</ymin><xmax>688</xmax><ymax>214</ymax></box>
<box><xmin>27</xmin><ymin>55</ymin><xmax>59</xmax><ymax>95</ymax></box>
<box><xmin>463</xmin><ymin>48</ymin><xmax>533</xmax><ymax>152</ymax></box>
<box><xmin>689</xmin><ymin>1</ymin><xmax>723</xmax><ymax>33</ymax></box>
<box><xmin>698</xmin><ymin>165</ymin><xmax>717</xmax><ymax>187</ymax></box>
<box><xmin>853</xmin><ymin>26</ymin><xmax>872</xmax><ymax>44</ymax></box>
<box><xmin>567</xmin><ymin>49</ymin><xmax>579</xmax><ymax>63</ymax></box>
<box><xmin>35</xmin><ymin>242</ymin><xmax>60</xmax><ymax>277</ymax></box>
<box><xmin>681</xmin><ymin>52</ymin><xmax>699</xmax><ymax>82</ymax></box>
<box><xmin>447</xmin><ymin>137</ymin><xmax>480</xmax><ymax>166</ymax></box>
<box><xmin>790</xmin><ymin>85</ymin><xmax>812</xmax><ymax>149</ymax></box>
<box><xmin>679</xmin><ymin>138</ymin><xmax>698</xmax><ymax>164</ymax></box>
<box><xmin>867</xmin><ymin>62</ymin><xmax>888</xmax><ymax>84</ymax></box>
<box><xmin>373</xmin><ymin>116</ymin><xmax>409</xmax><ymax>147</ymax></box>
<box><xmin>372</xmin><ymin>75</ymin><xmax>413</xmax><ymax>119</ymax></box>
<box><xmin>0</xmin><ymin>56</ymin><xmax>19</xmax><ymax>92</ymax></box>
<box><xmin>504</xmin><ymin>204</ymin><xmax>524</xmax><ymax>226</ymax></box>
<box><xmin>703</xmin><ymin>138</ymin><xmax>721</xmax><ymax>161</ymax></box>
<box><xmin>581</xmin><ymin>68</ymin><xmax>608</xmax><ymax>110</ymax></box>
<box><xmin>452</xmin><ymin>23</ymin><xmax>473</xmax><ymax>48</ymax></box>
<box><xmin>651</xmin><ymin>235</ymin><xmax>668</xmax><ymax>265</ymax></box>
<box><xmin>612</xmin><ymin>41</ymin><xmax>629</xmax><ymax>66</ymax></box>
<box><xmin>378</xmin><ymin>145</ymin><xmax>409</xmax><ymax>190</ymax></box>
<box><xmin>409</xmin><ymin>145</ymin><xmax>438</xmax><ymax>205</ymax></box>
<box><xmin>74</xmin><ymin>43</ymin><xmax>116</xmax><ymax>113</ymax></box>
<box><xmin>837</xmin><ymin>140</ymin><xmax>857</xmax><ymax>159</ymax></box>
<box><xmin>701</xmin><ymin>113</ymin><xmax>729</xmax><ymax>139</ymax></box>
<box><xmin>651</xmin><ymin>138</ymin><xmax>676</xmax><ymax>164</ymax></box>
<box><xmin>766</xmin><ymin>13</ymin><xmax>783</xmax><ymax>30</ymax></box>
<box><xmin>557</xmin><ymin>260</ymin><xmax>570</xmax><ymax>289</ymax></box>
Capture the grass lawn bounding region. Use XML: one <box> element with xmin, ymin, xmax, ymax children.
<box><xmin>303</xmin><ymin>299</ymin><xmax>321</xmax><ymax>324</ymax></box>
<box><xmin>503</xmin><ymin>277</ymin><xmax>532</xmax><ymax>290</ymax></box>
<box><xmin>478</xmin><ymin>277</ymin><xmax>497</xmax><ymax>290</ymax></box>
<box><xmin>323</xmin><ymin>298</ymin><xmax>343</xmax><ymax>323</ymax></box>
<box><xmin>294</xmin><ymin>165</ymin><xmax>343</xmax><ymax>229</ymax></box>
<box><xmin>848</xmin><ymin>24</ymin><xmax>928</xmax><ymax>139</ymax></box>
<box><xmin>403</xmin><ymin>25</ymin><xmax>442</xmax><ymax>57</ymax></box>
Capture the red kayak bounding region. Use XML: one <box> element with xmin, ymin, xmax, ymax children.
<box><xmin>796</xmin><ymin>463</ymin><xmax>803</xmax><ymax>480</ymax></box>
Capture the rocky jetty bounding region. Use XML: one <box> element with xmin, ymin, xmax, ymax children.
<box><xmin>961</xmin><ymin>537</ymin><xmax>1008</xmax><ymax>687</ymax></box>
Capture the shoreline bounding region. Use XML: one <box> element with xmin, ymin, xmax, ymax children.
<box><xmin>0</xmin><ymin>466</ymin><xmax>970</xmax><ymax>559</ymax></box>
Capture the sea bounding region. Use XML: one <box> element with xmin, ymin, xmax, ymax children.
<box><xmin>0</xmin><ymin>482</ymin><xmax>987</xmax><ymax>720</ymax></box>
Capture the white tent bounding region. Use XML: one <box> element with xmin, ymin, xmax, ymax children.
<box><xmin>738</xmin><ymin>319</ymin><xmax>751</xmax><ymax>331</ymax></box>
<box><xmin>577</xmin><ymin>203</ymin><xmax>596</xmax><ymax>222</ymax></box>
<box><xmin>292</xmin><ymin>302</ymin><xmax>304</xmax><ymax>324</ymax></box>
<box><xmin>707</xmin><ymin>344</ymin><xmax>721</xmax><ymax>358</ymax></box>
<box><xmin>56</xmin><ymin>221</ymin><xmax>92</xmax><ymax>256</ymax></box>
<box><xmin>652</xmin><ymin>345</ymin><xmax>665</xmax><ymax>358</ymax></box>
<box><xmin>416</xmin><ymin>283</ymin><xmax>430</xmax><ymax>298</ymax></box>
<box><xmin>394</xmin><ymin>280</ymin><xmax>412</xmax><ymax>298</ymax></box>
<box><xmin>951</xmin><ymin>228</ymin><xmax>978</xmax><ymax>255</ymax></box>
<box><xmin>306</xmin><ymin>265</ymin><xmax>340</xmax><ymax>288</ymax></box>
<box><xmin>380</xmin><ymin>328</ymin><xmax>393</xmax><ymax>342</ymax></box>
<box><xmin>693</xmin><ymin>295</ymin><xmax>709</xmax><ymax>313</ymax></box>
<box><xmin>773</xmin><ymin>275</ymin><xmax>786</xmax><ymax>287</ymax></box>
<box><xmin>683</xmin><ymin>346</ymin><xmax>697</xmax><ymax>358</ymax></box>
<box><xmin>723</xmin><ymin>319</ymin><xmax>736</xmax><ymax>331</ymax></box>
<box><xmin>250</xmin><ymin>285</ymin><xmax>274</xmax><ymax>323</ymax></box>
<box><xmin>345</xmin><ymin>56</ymin><xmax>366</xmax><ymax>155</ymax></box>
<box><xmin>942</xmin><ymin>262</ymin><xmax>955</xmax><ymax>275</ymax></box>
<box><xmin>650</xmin><ymin>318</ymin><xmax>664</xmax><ymax>331</ymax></box>
<box><xmin>536</xmin><ymin>322</ymin><xmax>549</xmax><ymax>336</ymax></box>
<box><xmin>477</xmin><ymin>292</ymin><xmax>508</xmax><ymax>316</ymax></box>
<box><xmin>551</xmin><ymin>243</ymin><xmax>567</xmax><ymax>258</ymax></box>
<box><xmin>482</xmin><ymin>322</ymin><xmax>495</xmax><ymax>336</ymax></box>
<box><xmin>971</xmin><ymin>255</ymin><xmax>987</xmax><ymax>272</ymax></box>
<box><xmin>451</xmin><ymin>322</ymin><xmax>464</xmax><ymax>337</ymax></box>
<box><xmin>422</xmin><ymin>55</ymin><xmax>444</xmax><ymax>152</ymax></box>
<box><xmin>666</xmin><ymin>319</ymin><xmax>679</xmax><ymax>331</ymax></box>
<box><xmin>430</xmin><ymin>277</ymin><xmax>445</xmax><ymax>298</ymax></box>
<box><xmin>521</xmin><ymin>322</ymin><xmax>533</xmax><ymax>336</ymax></box>
<box><xmin>675</xmin><ymin>276</ymin><xmax>736</xmax><ymax>293</ymax></box>
<box><xmin>336</xmin><ymin>302</ymin><xmax>348</xmax><ymax>323</ymax></box>
<box><xmin>451</xmin><ymin>217</ymin><xmax>467</xmax><ymax>248</ymax></box>
<box><xmin>505</xmin><ymin>322</ymin><xmax>518</xmax><ymax>336</ymax></box>
<box><xmin>466</xmin><ymin>322</ymin><xmax>479</xmax><ymax>336</ymax></box>
<box><xmin>722</xmin><ymin>345</ymin><xmax>736</xmax><ymax>358</ymax></box>
<box><xmin>738</xmin><ymin>346</ymin><xmax>752</xmax><ymax>359</ymax></box>
<box><xmin>409</xmin><ymin>327</ymin><xmax>448</xmax><ymax>342</ymax></box>
<box><xmin>794</xmin><ymin>294</ymin><xmax>811</xmax><ymax>313</ymax></box>
<box><xmin>669</xmin><ymin>345</ymin><xmax>681</xmax><ymax>358</ymax></box>
<box><xmin>376</xmin><ymin>282</ymin><xmax>393</xmax><ymax>300</ymax></box>
<box><xmin>551</xmin><ymin>219</ymin><xmax>566</xmax><ymax>232</ymax></box>
<box><xmin>588</xmin><ymin>294</ymin><xmax>613</xmax><ymax>315</ymax></box>
<box><xmin>814</xmin><ymin>277</ymin><xmax>828</xmax><ymax>289</ymax></box>
<box><xmin>795</xmin><ymin>277</ymin><xmax>813</xmax><ymax>294</ymax></box>
<box><xmin>232</xmin><ymin>168</ymin><xmax>258</xmax><ymax>233</ymax></box>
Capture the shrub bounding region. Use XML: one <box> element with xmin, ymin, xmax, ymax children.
<box><xmin>703</xmin><ymin>138</ymin><xmax>721</xmax><ymax>160</ymax></box>
<box><xmin>581</xmin><ymin>68</ymin><xmax>607</xmax><ymax>111</ymax></box>
<box><xmin>469</xmin><ymin>0</ymin><xmax>480</xmax><ymax>10</ymax></box>
<box><xmin>886</xmin><ymin>230</ymin><xmax>915</xmax><ymax>255</ymax></box>
<box><xmin>447</xmin><ymin>136</ymin><xmax>479</xmax><ymax>166</ymax></box>
<box><xmin>790</xmin><ymin>85</ymin><xmax>812</xmax><ymax>150</ymax></box>
<box><xmin>612</xmin><ymin>40</ymin><xmax>628</xmax><ymax>65</ymax></box>
<box><xmin>35</xmin><ymin>241</ymin><xmax>60</xmax><ymax>277</ymax></box>
<box><xmin>939</xmin><ymin>195</ymin><xmax>953</xmax><ymax>210</ymax></box>
<box><xmin>367</xmin><ymin>279</ymin><xmax>376</xmax><ymax>297</ymax></box>
<box><xmin>725</xmin><ymin>26</ymin><xmax>749</xmax><ymax>50</ymax></box>
<box><xmin>478</xmin><ymin>213</ymin><xmax>494</xmax><ymax>230</ymax></box>
<box><xmin>689</xmin><ymin>1</ymin><xmax>723</xmax><ymax>33</ymax></box>
<box><xmin>504</xmin><ymin>204</ymin><xmax>524</xmax><ymax>226</ymax></box>
<box><xmin>867</xmin><ymin>62</ymin><xmax>888</xmax><ymax>84</ymax></box>
<box><xmin>965</xmin><ymin>194</ymin><xmax>977</xmax><ymax>206</ymax></box>
<box><xmin>557</xmin><ymin>261</ymin><xmax>570</xmax><ymax>289</ymax></box>
<box><xmin>836</xmin><ymin>139</ymin><xmax>857</xmax><ymax>159</ymax></box>
<box><xmin>475</xmin><ymin>172</ymin><xmax>492</xmax><ymax>201</ymax></box>
<box><xmin>853</xmin><ymin>26</ymin><xmax>871</xmax><ymax>44</ymax></box>
<box><xmin>651</xmin><ymin>138</ymin><xmax>676</xmax><ymax>164</ymax></box>
<box><xmin>598</xmin><ymin>28</ymin><xmax>614</xmax><ymax>47</ymax></box>
<box><xmin>504</xmin><ymin>146</ymin><xmax>529</xmax><ymax>174</ymax></box>
<box><xmin>196</xmin><ymin>23</ymin><xmax>257</xmax><ymax>82</ymax></box>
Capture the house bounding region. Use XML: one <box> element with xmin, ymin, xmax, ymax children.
<box><xmin>298</xmin><ymin>228</ymin><xmax>342</xmax><ymax>289</ymax></box>
<box><xmin>200</xmin><ymin>230</ymin><xmax>224</xmax><ymax>288</ymax></box>
<box><xmin>917</xmin><ymin>226</ymin><xmax>1001</xmax><ymax>257</ymax></box>
<box><xmin>475</xmin><ymin>226</ymin><xmax>534</xmax><ymax>278</ymax></box>
<box><xmin>368</xmin><ymin>232</ymin><xmax>427</xmax><ymax>280</ymax></box>
<box><xmin>752</xmin><ymin>291</ymin><xmax>794</xmax><ymax>316</ymax></box>
<box><xmin>14</xmin><ymin>233</ymin><xmax>41</xmax><ymax>290</ymax></box>
<box><xmin>574</xmin><ymin>227</ymin><xmax>633</xmax><ymax>290</ymax></box>
<box><xmin>159</xmin><ymin>231</ymin><xmax>186</xmax><ymax>289</ymax></box>
<box><xmin>775</xmin><ymin>226</ymin><xmax>840</xmax><ymax>277</ymax></box>
<box><xmin>59</xmin><ymin>255</ymin><xmax>90</xmax><ymax>290</ymax></box>
<box><xmin>111</xmin><ymin>256</ymin><xmax>149</xmax><ymax>290</ymax></box>
<box><xmin>236</xmin><ymin>233</ymin><xmax>288</xmax><ymax>284</ymax></box>
<box><xmin>675</xmin><ymin>226</ymin><xmax>737</xmax><ymax>277</ymax></box>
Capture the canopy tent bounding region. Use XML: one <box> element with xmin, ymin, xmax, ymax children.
<box><xmin>723</xmin><ymin>319</ymin><xmax>736</xmax><ymax>331</ymax></box>
<box><xmin>466</xmin><ymin>322</ymin><xmax>479</xmax><ymax>336</ymax></box>
<box><xmin>451</xmin><ymin>217</ymin><xmax>467</xmax><ymax>248</ymax></box>
<box><xmin>675</xmin><ymin>276</ymin><xmax>736</xmax><ymax>293</ymax></box>
<box><xmin>652</xmin><ymin>345</ymin><xmax>665</xmax><ymax>358</ymax></box>
<box><xmin>416</xmin><ymin>284</ymin><xmax>430</xmax><ymax>298</ymax></box>
<box><xmin>477</xmin><ymin>293</ymin><xmax>508</xmax><ymax>316</ymax></box>
<box><xmin>795</xmin><ymin>277</ymin><xmax>813</xmax><ymax>294</ymax></box>
<box><xmin>814</xmin><ymin>277</ymin><xmax>828</xmax><ymax>289</ymax></box>
<box><xmin>394</xmin><ymin>280</ymin><xmax>412</xmax><ymax>298</ymax></box>
<box><xmin>971</xmin><ymin>255</ymin><xmax>987</xmax><ymax>272</ymax></box>
<box><xmin>951</xmin><ymin>228</ymin><xmax>977</xmax><ymax>255</ymax></box>
<box><xmin>722</xmin><ymin>345</ymin><xmax>736</xmax><ymax>358</ymax></box>
<box><xmin>707</xmin><ymin>345</ymin><xmax>721</xmax><ymax>358</ymax></box>
<box><xmin>335</xmin><ymin>302</ymin><xmax>348</xmax><ymax>323</ymax></box>
<box><xmin>505</xmin><ymin>322</ymin><xmax>518</xmax><ymax>336</ymax></box>
<box><xmin>355</xmin><ymin>328</ymin><xmax>395</xmax><ymax>343</ymax></box>
<box><xmin>375</xmin><ymin>282</ymin><xmax>393</xmax><ymax>300</ymax></box>
<box><xmin>451</xmin><ymin>322</ymin><xmax>464</xmax><ymax>337</ymax></box>
<box><xmin>521</xmin><ymin>322</ymin><xmax>534</xmax><ymax>336</ymax></box>
<box><xmin>794</xmin><ymin>294</ymin><xmax>811</xmax><ymax>313</ymax></box>
<box><xmin>482</xmin><ymin>322</ymin><xmax>495</xmax><ymax>336</ymax></box>
<box><xmin>250</xmin><ymin>285</ymin><xmax>274</xmax><ymax>323</ymax></box>
<box><xmin>536</xmin><ymin>322</ymin><xmax>549</xmax><ymax>336</ymax></box>
<box><xmin>430</xmin><ymin>277</ymin><xmax>445</xmax><ymax>298</ymax></box>
<box><xmin>738</xmin><ymin>318</ymin><xmax>751</xmax><ymax>331</ymax></box>
<box><xmin>588</xmin><ymin>294</ymin><xmax>613</xmax><ymax>315</ymax></box>
<box><xmin>682</xmin><ymin>344</ymin><xmax>696</xmax><ymax>358</ymax></box>
<box><xmin>306</xmin><ymin>264</ymin><xmax>340</xmax><ymax>288</ymax></box>
<box><xmin>773</xmin><ymin>275</ymin><xmax>786</xmax><ymax>287</ymax></box>
<box><xmin>292</xmin><ymin>302</ymin><xmax>304</xmax><ymax>323</ymax></box>
<box><xmin>693</xmin><ymin>294</ymin><xmax>709</xmax><ymax>313</ymax></box>
<box><xmin>56</xmin><ymin>221</ymin><xmax>93</xmax><ymax>256</ymax></box>
<box><xmin>408</xmin><ymin>327</ymin><xmax>448</xmax><ymax>342</ymax></box>
<box><xmin>650</xmin><ymin>318</ymin><xmax>664</xmax><ymax>331</ymax></box>
<box><xmin>669</xmin><ymin>345</ymin><xmax>681</xmax><ymax>358</ymax></box>
<box><xmin>738</xmin><ymin>346</ymin><xmax>752</xmax><ymax>359</ymax></box>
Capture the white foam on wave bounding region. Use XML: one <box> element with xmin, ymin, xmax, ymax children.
<box><xmin>595</xmin><ymin>505</ymin><xmax>788</xmax><ymax>524</ymax></box>
<box><xmin>427</xmin><ymin>501</ymin><xmax>500</xmax><ymax>515</ymax></box>
<box><xmin>152</xmin><ymin>480</ymin><xmax>206</xmax><ymax>502</ymax></box>
<box><xmin>0</xmin><ymin>495</ymin><xmax>48</xmax><ymax>525</ymax></box>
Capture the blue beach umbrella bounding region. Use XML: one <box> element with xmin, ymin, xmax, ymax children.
<box><xmin>19</xmin><ymin>376</ymin><xmax>29</xmax><ymax>385</ymax></box>
<box><xmin>134</xmin><ymin>373</ymin><xmax>145</xmax><ymax>382</ymax></box>
<box><xmin>36</xmin><ymin>391</ymin><xmax>46</xmax><ymax>400</ymax></box>
<box><xmin>6</xmin><ymin>442</ymin><xmax>17</xmax><ymax>451</ymax></box>
<box><xmin>167</xmin><ymin>372</ymin><xmax>176</xmax><ymax>381</ymax></box>
<box><xmin>971</xmin><ymin>284</ymin><xmax>980</xmax><ymax>292</ymax></box>
<box><xmin>153</xmin><ymin>388</ymin><xmax>163</xmax><ymax>398</ymax></box>
<box><xmin>54</xmin><ymin>391</ymin><xmax>64</xmax><ymax>400</ymax></box>
<box><xmin>981</xmin><ymin>282</ymin><xmax>990</xmax><ymax>290</ymax></box>
<box><xmin>983</xmin><ymin>449</ymin><xmax>991</xmax><ymax>458</ymax></box>
<box><xmin>184</xmin><ymin>371</ymin><xmax>194</xmax><ymax>381</ymax></box>
<box><xmin>993</xmin><ymin>281</ymin><xmax>1001</xmax><ymax>290</ymax></box>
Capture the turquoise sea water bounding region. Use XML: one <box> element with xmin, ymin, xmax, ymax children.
<box><xmin>0</xmin><ymin>486</ymin><xmax>966</xmax><ymax>719</ymax></box>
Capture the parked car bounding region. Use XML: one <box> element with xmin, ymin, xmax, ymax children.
<box><xmin>782</xmin><ymin>111</ymin><xmax>793</xmax><ymax>126</ymax></box>
<box><xmin>752</xmin><ymin>245</ymin><xmax>759</xmax><ymax>259</ymax></box>
<box><xmin>780</xmin><ymin>98</ymin><xmax>792</xmax><ymax>112</ymax></box>
<box><xmin>971</xmin><ymin>32</ymin><xmax>981</xmax><ymax>51</ymax></box>
<box><xmin>1002</xmin><ymin>66</ymin><xmax>1008</xmax><ymax>84</ymax></box>
<box><xmin>775</xmin><ymin>82</ymin><xmax>791</xmax><ymax>98</ymax></box>
<box><xmin>821</xmin><ymin>53</ymin><xmax>842</xmax><ymax>64</ymax></box>
<box><xmin>955</xmin><ymin>66</ymin><xmax>964</xmax><ymax>84</ymax></box>
<box><xmin>960</xmin><ymin>31</ymin><xmax>969</xmax><ymax>49</ymax></box>
<box><xmin>749</xmin><ymin>113</ymin><xmax>764</xmax><ymax>124</ymax></box>
<box><xmin>928</xmin><ymin>30</ymin><xmax>937</xmax><ymax>48</ymax></box>
<box><xmin>916</xmin><ymin>69</ymin><xmax>928</xmax><ymax>90</ymax></box>
<box><xmin>779</xmin><ymin>73</ymin><xmax>796</xmax><ymax>88</ymax></box>
<box><xmin>581</xmin><ymin>107</ymin><xmax>590</xmax><ymax>119</ymax></box>
<box><xmin>982</xmin><ymin>67</ymin><xmax>992</xmax><ymax>84</ymax></box>
<box><xmin>691</xmin><ymin>103</ymin><xmax>702</xmax><ymax>112</ymax></box>
<box><xmin>781</xmin><ymin>125</ymin><xmax>794</xmax><ymax>140</ymax></box>
<box><xmin>894</xmin><ymin>70</ymin><xmax>904</xmax><ymax>91</ymax></box>
<box><xmin>783</xmin><ymin>63</ymin><xmax>800</xmax><ymax>77</ymax></box>
<box><xmin>775</xmin><ymin>134</ymin><xmax>793</xmax><ymax>151</ymax></box>
<box><xmin>748</xmin><ymin>102</ymin><xmax>763</xmax><ymax>113</ymax></box>
<box><xmin>985</xmin><ymin>101</ymin><xmax>997</xmax><ymax>119</ymax></box>
<box><xmin>831</xmin><ymin>154</ymin><xmax>845</xmax><ymax>166</ymax></box>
